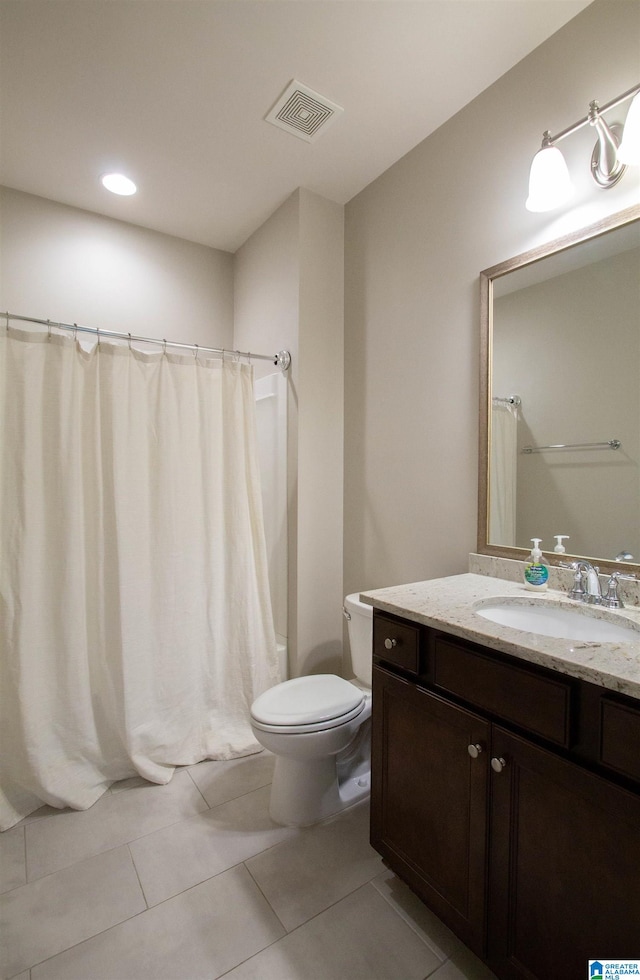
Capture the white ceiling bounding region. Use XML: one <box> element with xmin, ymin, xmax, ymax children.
<box><xmin>0</xmin><ymin>0</ymin><xmax>591</xmax><ymax>253</ymax></box>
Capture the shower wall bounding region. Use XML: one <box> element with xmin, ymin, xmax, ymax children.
<box><xmin>0</xmin><ymin>186</ymin><xmax>234</xmax><ymax>347</ymax></box>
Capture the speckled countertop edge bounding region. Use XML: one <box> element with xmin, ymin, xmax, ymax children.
<box><xmin>361</xmin><ymin>573</ymin><xmax>640</xmax><ymax>700</ymax></box>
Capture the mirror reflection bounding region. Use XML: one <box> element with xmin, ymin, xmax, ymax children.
<box><xmin>480</xmin><ymin>206</ymin><xmax>640</xmax><ymax>572</ymax></box>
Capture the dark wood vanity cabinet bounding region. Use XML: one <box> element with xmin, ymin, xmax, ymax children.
<box><xmin>489</xmin><ymin>726</ymin><xmax>640</xmax><ymax>978</ymax></box>
<box><xmin>370</xmin><ymin>610</ymin><xmax>640</xmax><ymax>980</ymax></box>
<box><xmin>371</xmin><ymin>667</ymin><xmax>490</xmax><ymax>953</ymax></box>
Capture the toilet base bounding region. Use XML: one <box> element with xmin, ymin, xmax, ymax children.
<box><xmin>268</xmin><ymin>753</ymin><xmax>370</xmax><ymax>827</ymax></box>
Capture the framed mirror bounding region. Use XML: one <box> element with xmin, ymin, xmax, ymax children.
<box><xmin>478</xmin><ymin>203</ymin><xmax>640</xmax><ymax>575</ymax></box>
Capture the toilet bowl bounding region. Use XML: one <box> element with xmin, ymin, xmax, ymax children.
<box><xmin>250</xmin><ymin>593</ymin><xmax>373</xmax><ymax>827</ymax></box>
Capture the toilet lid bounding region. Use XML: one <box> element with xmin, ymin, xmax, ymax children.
<box><xmin>251</xmin><ymin>674</ymin><xmax>365</xmax><ymax>728</ymax></box>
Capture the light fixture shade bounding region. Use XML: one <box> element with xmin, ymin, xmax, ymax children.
<box><xmin>101</xmin><ymin>173</ymin><xmax>137</xmax><ymax>196</ymax></box>
<box><xmin>525</xmin><ymin>145</ymin><xmax>573</xmax><ymax>212</ymax></box>
<box><xmin>617</xmin><ymin>92</ymin><xmax>640</xmax><ymax>165</ymax></box>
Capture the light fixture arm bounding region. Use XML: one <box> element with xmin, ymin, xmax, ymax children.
<box><xmin>544</xmin><ymin>83</ymin><xmax>640</xmax><ymax>147</ymax></box>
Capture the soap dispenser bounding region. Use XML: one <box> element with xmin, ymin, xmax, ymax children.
<box><xmin>554</xmin><ymin>535</ymin><xmax>569</xmax><ymax>554</ymax></box>
<box><xmin>524</xmin><ymin>539</ymin><xmax>549</xmax><ymax>591</ymax></box>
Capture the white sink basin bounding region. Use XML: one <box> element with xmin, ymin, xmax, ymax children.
<box><xmin>473</xmin><ymin>597</ymin><xmax>639</xmax><ymax>643</ymax></box>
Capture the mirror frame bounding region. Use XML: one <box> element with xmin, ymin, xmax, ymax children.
<box><xmin>478</xmin><ymin>202</ymin><xmax>640</xmax><ymax>576</ymax></box>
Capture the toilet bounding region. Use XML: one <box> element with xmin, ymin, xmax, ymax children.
<box><xmin>250</xmin><ymin>593</ymin><xmax>373</xmax><ymax>827</ymax></box>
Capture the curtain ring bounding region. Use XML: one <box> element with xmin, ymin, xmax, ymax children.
<box><xmin>163</xmin><ymin>339</ymin><xmax>167</xmax><ymax>356</ymax></box>
<box><xmin>73</xmin><ymin>323</ymin><xmax>78</xmax><ymax>342</ymax></box>
<box><xmin>193</xmin><ymin>343</ymin><xmax>199</xmax><ymax>360</ymax></box>
<box><xmin>47</xmin><ymin>319</ymin><xmax>52</xmax><ymax>340</ymax></box>
<box><xmin>96</xmin><ymin>327</ymin><xmax>101</xmax><ymax>347</ymax></box>
<box><xmin>128</xmin><ymin>332</ymin><xmax>132</xmax><ymax>351</ymax></box>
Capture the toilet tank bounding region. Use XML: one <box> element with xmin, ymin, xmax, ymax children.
<box><xmin>344</xmin><ymin>593</ymin><xmax>373</xmax><ymax>687</ymax></box>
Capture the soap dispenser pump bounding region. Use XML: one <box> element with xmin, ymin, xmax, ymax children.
<box><xmin>524</xmin><ymin>538</ymin><xmax>549</xmax><ymax>591</ymax></box>
<box><xmin>554</xmin><ymin>535</ymin><xmax>569</xmax><ymax>554</ymax></box>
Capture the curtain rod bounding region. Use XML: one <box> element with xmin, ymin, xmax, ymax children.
<box><xmin>521</xmin><ymin>439</ymin><xmax>621</xmax><ymax>454</ymax></box>
<box><xmin>4</xmin><ymin>312</ymin><xmax>292</xmax><ymax>373</ymax></box>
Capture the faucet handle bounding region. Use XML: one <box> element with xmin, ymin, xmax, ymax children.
<box><xmin>603</xmin><ymin>572</ymin><xmax>624</xmax><ymax>609</ymax></box>
<box><xmin>603</xmin><ymin>571</ymin><xmax>639</xmax><ymax>609</ymax></box>
<box><xmin>564</xmin><ymin>561</ymin><xmax>588</xmax><ymax>601</ymax></box>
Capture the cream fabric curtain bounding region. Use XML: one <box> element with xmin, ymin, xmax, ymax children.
<box><xmin>489</xmin><ymin>400</ymin><xmax>519</xmax><ymax>547</ymax></box>
<box><xmin>0</xmin><ymin>327</ymin><xmax>280</xmax><ymax>831</ymax></box>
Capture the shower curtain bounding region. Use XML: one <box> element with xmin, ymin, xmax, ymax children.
<box><xmin>489</xmin><ymin>400</ymin><xmax>519</xmax><ymax>547</ymax></box>
<box><xmin>0</xmin><ymin>326</ymin><xmax>280</xmax><ymax>831</ymax></box>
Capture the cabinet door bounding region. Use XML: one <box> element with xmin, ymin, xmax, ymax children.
<box><xmin>371</xmin><ymin>665</ymin><xmax>490</xmax><ymax>955</ymax></box>
<box><xmin>488</xmin><ymin>726</ymin><xmax>640</xmax><ymax>980</ymax></box>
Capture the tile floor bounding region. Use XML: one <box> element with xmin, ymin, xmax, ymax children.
<box><xmin>1</xmin><ymin>753</ymin><xmax>498</xmax><ymax>980</ymax></box>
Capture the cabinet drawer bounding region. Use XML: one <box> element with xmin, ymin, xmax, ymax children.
<box><xmin>432</xmin><ymin>637</ymin><xmax>572</xmax><ymax>747</ymax></box>
<box><xmin>373</xmin><ymin>613</ymin><xmax>420</xmax><ymax>674</ymax></box>
<box><xmin>600</xmin><ymin>697</ymin><xmax>640</xmax><ymax>783</ymax></box>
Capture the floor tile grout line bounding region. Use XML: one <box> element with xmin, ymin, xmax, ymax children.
<box><xmin>20</xmin><ymin>817</ymin><xmax>265</xmax><ymax>895</ymax></box>
<box><xmin>369</xmin><ymin>875</ymin><xmax>450</xmax><ymax>962</ymax></box>
<box><xmin>13</xmin><ymin>763</ymin><xmax>214</xmax><ymax>831</ymax></box>
<box><xmin>0</xmin><ymin>825</ymin><xmax>30</xmax><ymax>896</ymax></box>
<box><xmin>184</xmin><ymin>766</ymin><xmax>211</xmax><ymax>809</ymax></box>
<box><xmin>213</xmin><ymin>925</ymin><xmax>288</xmax><ymax>980</ymax></box>
<box><xmin>126</xmin><ymin>842</ymin><xmax>150</xmax><ymax>910</ymax></box>
<box><xmin>5</xmin><ymin>757</ymin><xmax>274</xmax><ymax>833</ymax></box>
<box><xmin>16</xmin><ymin>856</ymin><xmax>289</xmax><ymax>976</ymax></box>
<box><xmin>126</xmin><ymin>836</ymin><xmax>294</xmax><ymax>912</ymax></box>
<box><xmin>23</xmin><ymin>826</ymin><xmax>181</xmax><ymax>886</ymax></box>
<box><xmin>16</xmin><ymin>801</ymin><xmax>295</xmax><ymax>929</ymax></box>
<box><xmin>22</xmin><ymin>776</ymin><xmax>278</xmax><ymax>884</ymax></box>
<box><xmin>213</xmin><ymin>870</ymin><xmax>437</xmax><ymax>980</ymax></box>
<box><xmin>20</xmin><ymin>900</ymin><xmax>157</xmax><ymax>976</ymax></box>
<box><xmin>243</xmin><ymin>857</ymin><xmax>386</xmax><ymax>936</ymax></box>
<box><xmin>21</xmin><ymin>824</ymin><xmax>27</xmax><ymax>890</ymax></box>
<box><xmin>193</xmin><ymin>780</ymin><xmax>276</xmax><ymax>813</ymax></box>
<box><xmin>22</xmin><ymin>802</ymin><xmax>212</xmax><ymax>884</ymax></box>
<box><xmin>242</xmin><ymin>860</ymin><xmax>290</xmax><ymax>933</ymax></box>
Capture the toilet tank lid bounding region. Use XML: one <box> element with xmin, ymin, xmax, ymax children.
<box><xmin>251</xmin><ymin>674</ymin><xmax>364</xmax><ymax>727</ymax></box>
<box><xmin>344</xmin><ymin>593</ymin><xmax>373</xmax><ymax>618</ymax></box>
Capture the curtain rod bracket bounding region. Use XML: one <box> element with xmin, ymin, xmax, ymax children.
<box><xmin>274</xmin><ymin>350</ymin><xmax>291</xmax><ymax>373</ymax></box>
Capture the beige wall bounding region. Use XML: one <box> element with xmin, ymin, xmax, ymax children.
<box><xmin>0</xmin><ymin>187</ymin><xmax>234</xmax><ymax>346</ymax></box>
<box><xmin>234</xmin><ymin>189</ymin><xmax>345</xmax><ymax>677</ymax></box>
<box><xmin>344</xmin><ymin>0</ymin><xmax>640</xmax><ymax>596</ymax></box>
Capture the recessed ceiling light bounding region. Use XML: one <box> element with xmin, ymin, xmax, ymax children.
<box><xmin>101</xmin><ymin>173</ymin><xmax>137</xmax><ymax>196</ymax></box>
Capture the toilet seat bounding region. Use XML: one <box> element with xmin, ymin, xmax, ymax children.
<box><xmin>251</xmin><ymin>674</ymin><xmax>365</xmax><ymax>734</ymax></box>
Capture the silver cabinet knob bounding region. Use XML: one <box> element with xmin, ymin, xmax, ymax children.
<box><xmin>491</xmin><ymin>757</ymin><xmax>507</xmax><ymax>773</ymax></box>
<box><xmin>467</xmin><ymin>743</ymin><xmax>483</xmax><ymax>759</ymax></box>
<box><xmin>384</xmin><ymin>638</ymin><xmax>397</xmax><ymax>650</ymax></box>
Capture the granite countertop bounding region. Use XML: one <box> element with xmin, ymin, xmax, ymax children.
<box><xmin>361</xmin><ymin>573</ymin><xmax>640</xmax><ymax>700</ymax></box>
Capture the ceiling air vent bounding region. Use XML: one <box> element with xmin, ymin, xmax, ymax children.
<box><xmin>265</xmin><ymin>80</ymin><xmax>343</xmax><ymax>143</ymax></box>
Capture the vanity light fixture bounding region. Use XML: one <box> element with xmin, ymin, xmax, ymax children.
<box><xmin>101</xmin><ymin>173</ymin><xmax>137</xmax><ymax>196</ymax></box>
<box><xmin>526</xmin><ymin>83</ymin><xmax>640</xmax><ymax>212</ymax></box>
<box><xmin>618</xmin><ymin>91</ymin><xmax>640</xmax><ymax>164</ymax></box>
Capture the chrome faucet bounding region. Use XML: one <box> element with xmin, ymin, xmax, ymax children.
<box><xmin>567</xmin><ymin>561</ymin><xmax>603</xmax><ymax>604</ymax></box>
